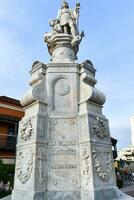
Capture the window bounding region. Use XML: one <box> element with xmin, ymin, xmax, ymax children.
<box><xmin>7</xmin><ymin>124</ymin><xmax>16</xmax><ymax>150</ymax></box>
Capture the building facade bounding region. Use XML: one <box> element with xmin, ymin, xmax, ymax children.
<box><xmin>116</xmin><ymin>117</ymin><xmax>134</xmax><ymax>162</ymax></box>
<box><xmin>0</xmin><ymin>96</ymin><xmax>24</xmax><ymax>164</ymax></box>
<box><xmin>130</xmin><ymin>116</ymin><xmax>134</xmax><ymax>146</ymax></box>
<box><xmin>117</xmin><ymin>146</ymin><xmax>134</xmax><ymax>162</ymax></box>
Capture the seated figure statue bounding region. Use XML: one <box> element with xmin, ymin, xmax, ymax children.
<box><xmin>44</xmin><ymin>19</ymin><xmax>63</xmax><ymax>44</ymax></box>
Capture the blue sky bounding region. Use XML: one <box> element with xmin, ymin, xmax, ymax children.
<box><xmin>0</xmin><ymin>0</ymin><xmax>134</xmax><ymax>150</ymax></box>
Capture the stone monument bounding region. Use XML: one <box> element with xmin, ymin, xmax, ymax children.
<box><xmin>7</xmin><ymin>1</ymin><xmax>134</xmax><ymax>200</ymax></box>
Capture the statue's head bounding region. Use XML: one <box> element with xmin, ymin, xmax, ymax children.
<box><xmin>62</xmin><ymin>0</ymin><xmax>69</xmax><ymax>9</ymax></box>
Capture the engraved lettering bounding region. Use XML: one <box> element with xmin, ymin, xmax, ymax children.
<box><xmin>59</xmin><ymin>140</ymin><xmax>76</xmax><ymax>146</ymax></box>
<box><xmin>51</xmin><ymin>148</ymin><xmax>76</xmax><ymax>155</ymax></box>
<box><xmin>51</xmin><ymin>163</ymin><xmax>77</xmax><ymax>169</ymax></box>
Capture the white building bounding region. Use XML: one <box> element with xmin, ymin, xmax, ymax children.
<box><xmin>116</xmin><ymin>117</ymin><xmax>134</xmax><ymax>162</ymax></box>
<box><xmin>117</xmin><ymin>146</ymin><xmax>134</xmax><ymax>162</ymax></box>
<box><xmin>130</xmin><ymin>116</ymin><xmax>134</xmax><ymax>146</ymax></box>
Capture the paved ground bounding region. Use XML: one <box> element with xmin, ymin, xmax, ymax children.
<box><xmin>0</xmin><ymin>191</ymin><xmax>134</xmax><ymax>200</ymax></box>
<box><xmin>121</xmin><ymin>185</ymin><xmax>134</xmax><ymax>197</ymax></box>
<box><xmin>1</xmin><ymin>195</ymin><xmax>11</xmax><ymax>200</ymax></box>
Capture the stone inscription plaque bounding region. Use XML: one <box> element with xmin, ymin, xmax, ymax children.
<box><xmin>48</xmin><ymin>118</ymin><xmax>79</xmax><ymax>190</ymax></box>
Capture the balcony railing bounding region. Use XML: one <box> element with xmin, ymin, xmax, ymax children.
<box><xmin>0</xmin><ymin>133</ymin><xmax>17</xmax><ymax>150</ymax></box>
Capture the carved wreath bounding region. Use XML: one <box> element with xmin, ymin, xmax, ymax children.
<box><xmin>16</xmin><ymin>150</ymin><xmax>34</xmax><ymax>184</ymax></box>
<box><xmin>92</xmin><ymin>149</ymin><xmax>113</xmax><ymax>181</ymax></box>
<box><xmin>20</xmin><ymin>119</ymin><xmax>33</xmax><ymax>141</ymax></box>
<box><xmin>92</xmin><ymin>117</ymin><xmax>107</xmax><ymax>139</ymax></box>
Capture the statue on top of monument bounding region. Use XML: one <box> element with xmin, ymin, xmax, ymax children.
<box><xmin>44</xmin><ymin>1</ymin><xmax>84</xmax><ymax>60</ymax></box>
<box><xmin>57</xmin><ymin>0</ymin><xmax>80</xmax><ymax>37</ymax></box>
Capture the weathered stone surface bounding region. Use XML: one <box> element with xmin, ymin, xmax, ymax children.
<box><xmin>6</xmin><ymin>1</ymin><xmax>134</xmax><ymax>200</ymax></box>
<box><xmin>9</xmin><ymin>57</ymin><xmax>133</xmax><ymax>200</ymax></box>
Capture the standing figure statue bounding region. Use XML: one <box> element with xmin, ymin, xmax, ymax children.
<box><xmin>57</xmin><ymin>0</ymin><xmax>80</xmax><ymax>38</ymax></box>
<box><xmin>44</xmin><ymin>1</ymin><xmax>84</xmax><ymax>58</ymax></box>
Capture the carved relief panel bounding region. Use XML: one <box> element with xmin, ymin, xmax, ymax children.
<box><xmin>36</xmin><ymin>147</ymin><xmax>47</xmax><ymax>190</ymax></box>
<box><xmin>19</xmin><ymin>118</ymin><xmax>34</xmax><ymax>142</ymax></box>
<box><xmin>92</xmin><ymin>146</ymin><xmax>115</xmax><ymax>186</ymax></box>
<box><xmin>48</xmin><ymin>118</ymin><xmax>80</xmax><ymax>190</ymax></box>
<box><xmin>16</xmin><ymin>148</ymin><xmax>34</xmax><ymax>184</ymax></box>
<box><xmin>54</xmin><ymin>78</ymin><xmax>72</xmax><ymax>113</ymax></box>
<box><xmin>80</xmin><ymin>143</ymin><xmax>91</xmax><ymax>189</ymax></box>
<box><xmin>88</xmin><ymin>114</ymin><xmax>111</xmax><ymax>143</ymax></box>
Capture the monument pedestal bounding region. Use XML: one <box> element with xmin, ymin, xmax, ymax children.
<box><xmin>9</xmin><ymin>60</ymin><xmax>134</xmax><ymax>200</ymax></box>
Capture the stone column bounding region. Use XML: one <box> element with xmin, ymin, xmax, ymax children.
<box><xmin>78</xmin><ymin>60</ymin><xmax>119</xmax><ymax>200</ymax></box>
<box><xmin>11</xmin><ymin>61</ymin><xmax>48</xmax><ymax>200</ymax></box>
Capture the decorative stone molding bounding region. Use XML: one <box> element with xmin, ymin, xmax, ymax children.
<box><xmin>21</xmin><ymin>83</ymin><xmax>47</xmax><ymax>107</ymax></box>
<box><xmin>55</xmin><ymin>78</ymin><xmax>70</xmax><ymax>96</ymax></box>
<box><xmin>29</xmin><ymin>73</ymin><xmax>43</xmax><ymax>86</ymax></box>
<box><xmin>92</xmin><ymin>149</ymin><xmax>113</xmax><ymax>181</ymax></box>
<box><xmin>88</xmin><ymin>87</ymin><xmax>106</xmax><ymax>105</ymax></box>
<box><xmin>80</xmin><ymin>82</ymin><xmax>106</xmax><ymax>106</ymax></box>
<box><xmin>20</xmin><ymin>118</ymin><xmax>34</xmax><ymax>141</ymax></box>
<box><xmin>80</xmin><ymin>60</ymin><xmax>97</xmax><ymax>87</ymax></box>
<box><xmin>81</xmin><ymin>145</ymin><xmax>90</xmax><ymax>185</ymax></box>
<box><xmin>21</xmin><ymin>89</ymin><xmax>37</xmax><ymax>107</ymax></box>
<box><xmin>80</xmin><ymin>60</ymin><xmax>106</xmax><ymax>105</ymax></box>
<box><xmin>72</xmin><ymin>178</ymin><xmax>78</xmax><ymax>185</ymax></box>
<box><xmin>16</xmin><ymin>150</ymin><xmax>34</xmax><ymax>184</ymax></box>
<box><xmin>51</xmin><ymin>119</ymin><xmax>57</xmax><ymax>125</ymax></box>
<box><xmin>92</xmin><ymin>117</ymin><xmax>107</xmax><ymax>139</ymax></box>
<box><xmin>21</xmin><ymin>61</ymin><xmax>46</xmax><ymax>107</ymax></box>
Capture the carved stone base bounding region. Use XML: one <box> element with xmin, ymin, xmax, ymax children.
<box><xmin>82</xmin><ymin>187</ymin><xmax>134</xmax><ymax>200</ymax></box>
<box><xmin>11</xmin><ymin>190</ymin><xmax>45</xmax><ymax>200</ymax></box>
<box><xmin>8</xmin><ymin>59</ymin><xmax>134</xmax><ymax>200</ymax></box>
<box><xmin>2</xmin><ymin>188</ymin><xmax>134</xmax><ymax>200</ymax></box>
<box><xmin>47</xmin><ymin>190</ymin><xmax>81</xmax><ymax>200</ymax></box>
<box><xmin>49</xmin><ymin>34</ymin><xmax>76</xmax><ymax>63</ymax></box>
